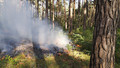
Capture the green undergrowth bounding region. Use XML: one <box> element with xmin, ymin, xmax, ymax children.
<box><xmin>0</xmin><ymin>51</ymin><xmax>90</xmax><ymax>68</ymax></box>
<box><xmin>69</xmin><ymin>27</ymin><xmax>93</xmax><ymax>55</ymax></box>
<box><xmin>69</xmin><ymin>27</ymin><xmax>120</xmax><ymax>68</ymax></box>
<box><xmin>0</xmin><ymin>28</ymin><xmax>120</xmax><ymax>68</ymax></box>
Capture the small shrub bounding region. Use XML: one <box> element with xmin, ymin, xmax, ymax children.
<box><xmin>66</xmin><ymin>44</ymin><xmax>73</xmax><ymax>51</ymax></box>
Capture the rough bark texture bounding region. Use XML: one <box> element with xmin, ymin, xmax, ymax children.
<box><xmin>90</xmin><ymin>0</ymin><xmax>119</xmax><ymax>68</ymax></box>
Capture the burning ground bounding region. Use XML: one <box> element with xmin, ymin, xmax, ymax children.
<box><xmin>0</xmin><ymin>0</ymin><xmax>90</xmax><ymax>68</ymax></box>
<box><xmin>0</xmin><ymin>0</ymin><xmax>70</xmax><ymax>56</ymax></box>
<box><xmin>0</xmin><ymin>39</ymin><xmax>90</xmax><ymax>68</ymax></box>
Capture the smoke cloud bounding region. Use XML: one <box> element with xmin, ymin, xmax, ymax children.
<box><xmin>0</xmin><ymin>0</ymin><xmax>70</xmax><ymax>53</ymax></box>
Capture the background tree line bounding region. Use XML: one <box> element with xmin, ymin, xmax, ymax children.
<box><xmin>29</xmin><ymin>0</ymin><xmax>95</xmax><ymax>32</ymax></box>
<box><xmin>28</xmin><ymin>0</ymin><xmax>120</xmax><ymax>68</ymax></box>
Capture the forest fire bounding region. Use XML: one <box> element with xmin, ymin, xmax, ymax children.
<box><xmin>0</xmin><ymin>0</ymin><xmax>70</xmax><ymax>58</ymax></box>
<box><xmin>0</xmin><ymin>38</ymin><xmax>71</xmax><ymax>58</ymax></box>
<box><xmin>0</xmin><ymin>0</ymin><xmax>119</xmax><ymax>68</ymax></box>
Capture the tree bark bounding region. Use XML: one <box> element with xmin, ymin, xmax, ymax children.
<box><xmin>45</xmin><ymin>0</ymin><xmax>48</xmax><ymax>18</ymax></box>
<box><xmin>50</xmin><ymin>0</ymin><xmax>52</xmax><ymax>21</ymax></box>
<box><xmin>57</xmin><ymin>0</ymin><xmax>60</xmax><ymax>17</ymax></box>
<box><xmin>86</xmin><ymin>0</ymin><xmax>88</xmax><ymax>16</ymax></box>
<box><xmin>78</xmin><ymin>0</ymin><xmax>81</xmax><ymax>28</ymax></box>
<box><xmin>64</xmin><ymin>0</ymin><xmax>67</xmax><ymax>30</ymax></box>
<box><xmin>37</xmin><ymin>0</ymin><xmax>40</xmax><ymax>17</ymax></box>
<box><xmin>68</xmin><ymin>0</ymin><xmax>73</xmax><ymax>33</ymax></box>
<box><xmin>90</xmin><ymin>0</ymin><xmax>119</xmax><ymax>68</ymax></box>
<box><xmin>42</xmin><ymin>1</ymin><xmax>45</xmax><ymax>19</ymax></box>
<box><xmin>78</xmin><ymin>0</ymin><xmax>80</xmax><ymax>15</ymax></box>
<box><xmin>83</xmin><ymin>0</ymin><xmax>87</xmax><ymax>30</ymax></box>
<box><xmin>52</xmin><ymin>0</ymin><xmax>55</xmax><ymax>29</ymax></box>
<box><xmin>73</xmin><ymin>0</ymin><xmax>75</xmax><ymax>19</ymax></box>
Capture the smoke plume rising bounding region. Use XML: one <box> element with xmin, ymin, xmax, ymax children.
<box><xmin>0</xmin><ymin>0</ymin><xmax>70</xmax><ymax>53</ymax></box>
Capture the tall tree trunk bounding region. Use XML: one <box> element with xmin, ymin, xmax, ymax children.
<box><xmin>52</xmin><ymin>0</ymin><xmax>55</xmax><ymax>29</ymax></box>
<box><xmin>57</xmin><ymin>0</ymin><xmax>60</xmax><ymax>17</ymax></box>
<box><xmin>78</xmin><ymin>0</ymin><xmax>80</xmax><ymax>15</ymax></box>
<box><xmin>81</xmin><ymin>0</ymin><xmax>83</xmax><ymax>6</ymax></box>
<box><xmin>37</xmin><ymin>0</ymin><xmax>40</xmax><ymax>17</ymax></box>
<box><xmin>118</xmin><ymin>0</ymin><xmax>120</xmax><ymax>28</ymax></box>
<box><xmin>64</xmin><ymin>0</ymin><xmax>67</xmax><ymax>29</ymax></box>
<box><xmin>46</xmin><ymin>0</ymin><xmax>48</xmax><ymax>18</ymax></box>
<box><xmin>83</xmin><ymin>0</ymin><xmax>87</xmax><ymax>30</ymax></box>
<box><xmin>86</xmin><ymin>0</ymin><xmax>88</xmax><ymax>16</ymax></box>
<box><xmin>90</xmin><ymin>0</ymin><xmax>119</xmax><ymax>68</ymax></box>
<box><xmin>68</xmin><ymin>0</ymin><xmax>73</xmax><ymax>33</ymax></box>
<box><xmin>42</xmin><ymin>1</ymin><xmax>45</xmax><ymax>19</ymax></box>
<box><xmin>78</xmin><ymin>0</ymin><xmax>80</xmax><ymax>28</ymax></box>
<box><xmin>50</xmin><ymin>0</ymin><xmax>52</xmax><ymax>21</ymax></box>
<box><xmin>56</xmin><ymin>11</ymin><xmax>57</xmax><ymax>17</ymax></box>
<box><xmin>73</xmin><ymin>0</ymin><xmax>75</xmax><ymax>19</ymax></box>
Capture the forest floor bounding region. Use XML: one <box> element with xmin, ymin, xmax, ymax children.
<box><xmin>0</xmin><ymin>28</ymin><xmax>120</xmax><ymax>68</ymax></box>
<box><xmin>0</xmin><ymin>49</ymin><xmax>90</xmax><ymax>68</ymax></box>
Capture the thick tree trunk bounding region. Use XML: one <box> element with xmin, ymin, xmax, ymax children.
<box><xmin>90</xmin><ymin>0</ymin><xmax>119</xmax><ymax>68</ymax></box>
<box><xmin>64</xmin><ymin>0</ymin><xmax>67</xmax><ymax>29</ymax></box>
<box><xmin>68</xmin><ymin>0</ymin><xmax>73</xmax><ymax>33</ymax></box>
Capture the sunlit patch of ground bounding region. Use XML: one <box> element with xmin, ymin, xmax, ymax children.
<box><xmin>69</xmin><ymin>50</ymin><xmax>90</xmax><ymax>60</ymax></box>
<box><xmin>45</xmin><ymin>56</ymin><xmax>59</xmax><ymax>68</ymax></box>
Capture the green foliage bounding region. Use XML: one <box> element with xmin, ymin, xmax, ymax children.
<box><xmin>66</xmin><ymin>44</ymin><xmax>73</xmax><ymax>51</ymax></box>
<box><xmin>72</xmin><ymin>33</ymin><xmax>84</xmax><ymax>43</ymax></box>
<box><xmin>82</xmin><ymin>28</ymin><xmax>93</xmax><ymax>42</ymax></box>
<box><xmin>115</xmin><ymin>63</ymin><xmax>120</xmax><ymax>68</ymax></box>
<box><xmin>83</xmin><ymin>50</ymin><xmax>91</xmax><ymax>55</ymax></box>
<box><xmin>70</xmin><ymin>27</ymin><xmax>93</xmax><ymax>53</ymax></box>
<box><xmin>0</xmin><ymin>52</ymin><xmax>90</xmax><ymax>68</ymax></box>
<box><xmin>0</xmin><ymin>55</ymin><xmax>18</xmax><ymax>68</ymax></box>
<box><xmin>115</xmin><ymin>28</ymin><xmax>120</xmax><ymax>64</ymax></box>
<box><xmin>5</xmin><ymin>55</ymin><xmax>12</xmax><ymax>61</ymax></box>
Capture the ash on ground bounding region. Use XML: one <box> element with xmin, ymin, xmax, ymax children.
<box><xmin>0</xmin><ymin>38</ymin><xmax>69</xmax><ymax>59</ymax></box>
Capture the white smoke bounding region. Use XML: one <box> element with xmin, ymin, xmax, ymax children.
<box><xmin>0</xmin><ymin>0</ymin><xmax>70</xmax><ymax>53</ymax></box>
